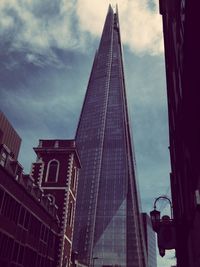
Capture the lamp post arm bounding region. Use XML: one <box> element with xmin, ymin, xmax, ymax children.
<box><xmin>153</xmin><ymin>195</ymin><xmax>173</xmax><ymax>219</ymax></box>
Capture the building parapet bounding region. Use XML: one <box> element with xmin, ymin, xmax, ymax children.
<box><xmin>37</xmin><ymin>139</ymin><xmax>76</xmax><ymax>149</ymax></box>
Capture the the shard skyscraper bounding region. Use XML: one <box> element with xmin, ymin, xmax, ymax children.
<box><xmin>73</xmin><ymin>6</ymin><xmax>147</xmax><ymax>267</ymax></box>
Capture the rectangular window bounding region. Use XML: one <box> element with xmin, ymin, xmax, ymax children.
<box><xmin>49</xmin><ymin>231</ymin><xmax>55</xmax><ymax>248</ymax></box>
<box><xmin>0</xmin><ymin>232</ymin><xmax>13</xmax><ymax>260</ymax></box>
<box><xmin>44</xmin><ymin>227</ymin><xmax>49</xmax><ymax>243</ymax></box>
<box><xmin>24</xmin><ymin>247</ymin><xmax>36</xmax><ymax>267</ymax></box>
<box><xmin>40</xmin><ymin>224</ymin><xmax>47</xmax><ymax>242</ymax></box>
<box><xmin>18</xmin><ymin>245</ymin><xmax>24</xmax><ymax>264</ymax></box>
<box><xmin>40</xmin><ymin>256</ymin><xmax>45</xmax><ymax>267</ymax></box>
<box><xmin>12</xmin><ymin>242</ymin><xmax>19</xmax><ymax>262</ymax></box>
<box><xmin>36</xmin><ymin>254</ymin><xmax>42</xmax><ymax>267</ymax></box>
<box><xmin>1</xmin><ymin>192</ymin><xmax>9</xmax><ymax>216</ymax></box>
<box><xmin>0</xmin><ymin>191</ymin><xmax>20</xmax><ymax>224</ymax></box>
<box><xmin>24</xmin><ymin>211</ymin><xmax>30</xmax><ymax>230</ymax></box>
<box><xmin>29</xmin><ymin>215</ymin><xmax>41</xmax><ymax>238</ymax></box>
<box><xmin>12</xmin><ymin>201</ymin><xmax>20</xmax><ymax>224</ymax></box>
<box><xmin>0</xmin><ymin>187</ymin><xmax>4</xmax><ymax>213</ymax></box>
<box><xmin>18</xmin><ymin>206</ymin><xmax>25</xmax><ymax>227</ymax></box>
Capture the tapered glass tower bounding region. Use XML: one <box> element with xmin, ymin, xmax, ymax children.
<box><xmin>73</xmin><ymin>6</ymin><xmax>146</xmax><ymax>267</ymax></box>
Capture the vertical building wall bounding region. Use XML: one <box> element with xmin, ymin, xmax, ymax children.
<box><xmin>0</xmin><ymin>162</ymin><xmax>59</xmax><ymax>267</ymax></box>
<box><xmin>0</xmin><ymin>112</ymin><xmax>81</xmax><ymax>267</ymax></box>
<box><xmin>0</xmin><ymin>111</ymin><xmax>21</xmax><ymax>160</ymax></box>
<box><xmin>142</xmin><ymin>213</ymin><xmax>157</xmax><ymax>267</ymax></box>
<box><xmin>33</xmin><ymin>139</ymin><xmax>81</xmax><ymax>267</ymax></box>
<box><xmin>73</xmin><ymin>5</ymin><xmax>147</xmax><ymax>267</ymax></box>
<box><xmin>160</xmin><ymin>0</ymin><xmax>200</xmax><ymax>266</ymax></box>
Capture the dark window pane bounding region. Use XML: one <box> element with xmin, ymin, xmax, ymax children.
<box><xmin>24</xmin><ymin>211</ymin><xmax>30</xmax><ymax>229</ymax></box>
<box><xmin>0</xmin><ymin>187</ymin><xmax>4</xmax><ymax>213</ymax></box>
<box><xmin>12</xmin><ymin>242</ymin><xmax>19</xmax><ymax>261</ymax></box>
<box><xmin>13</xmin><ymin>201</ymin><xmax>20</xmax><ymax>224</ymax></box>
<box><xmin>47</xmin><ymin>161</ymin><xmax>59</xmax><ymax>182</ymax></box>
<box><xmin>18</xmin><ymin>207</ymin><xmax>25</xmax><ymax>226</ymax></box>
<box><xmin>18</xmin><ymin>245</ymin><xmax>24</xmax><ymax>264</ymax></box>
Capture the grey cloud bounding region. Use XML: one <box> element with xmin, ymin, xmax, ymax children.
<box><xmin>0</xmin><ymin>0</ymin><xmax>164</xmax><ymax>72</ymax></box>
<box><xmin>0</xmin><ymin>0</ymin><xmax>80</xmax><ymax>68</ymax></box>
<box><xmin>29</xmin><ymin>1</ymin><xmax>62</xmax><ymax>18</ymax></box>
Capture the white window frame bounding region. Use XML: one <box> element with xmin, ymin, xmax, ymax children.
<box><xmin>45</xmin><ymin>159</ymin><xmax>60</xmax><ymax>183</ymax></box>
<box><xmin>0</xmin><ymin>151</ymin><xmax>7</xmax><ymax>167</ymax></box>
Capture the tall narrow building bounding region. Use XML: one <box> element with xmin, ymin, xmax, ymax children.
<box><xmin>73</xmin><ymin>6</ymin><xmax>146</xmax><ymax>267</ymax></box>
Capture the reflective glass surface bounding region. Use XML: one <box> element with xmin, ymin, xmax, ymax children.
<box><xmin>73</xmin><ymin>6</ymin><xmax>146</xmax><ymax>267</ymax></box>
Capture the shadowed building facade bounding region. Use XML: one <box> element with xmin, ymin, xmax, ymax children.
<box><xmin>73</xmin><ymin>6</ymin><xmax>147</xmax><ymax>267</ymax></box>
<box><xmin>0</xmin><ymin>113</ymin><xmax>81</xmax><ymax>267</ymax></box>
<box><xmin>160</xmin><ymin>0</ymin><xmax>200</xmax><ymax>266</ymax></box>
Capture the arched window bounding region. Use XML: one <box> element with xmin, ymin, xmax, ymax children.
<box><xmin>46</xmin><ymin>160</ymin><xmax>59</xmax><ymax>183</ymax></box>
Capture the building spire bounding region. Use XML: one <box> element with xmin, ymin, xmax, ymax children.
<box><xmin>73</xmin><ymin>5</ymin><xmax>147</xmax><ymax>267</ymax></box>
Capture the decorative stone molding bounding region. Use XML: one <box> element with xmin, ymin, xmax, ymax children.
<box><xmin>57</xmin><ymin>153</ymin><xmax>74</xmax><ymax>267</ymax></box>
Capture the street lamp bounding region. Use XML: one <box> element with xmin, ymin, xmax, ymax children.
<box><xmin>150</xmin><ymin>195</ymin><xmax>176</xmax><ymax>257</ymax></box>
<box><xmin>150</xmin><ymin>209</ymin><xmax>161</xmax><ymax>232</ymax></box>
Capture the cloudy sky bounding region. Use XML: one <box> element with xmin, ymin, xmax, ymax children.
<box><xmin>0</xmin><ymin>0</ymin><xmax>175</xmax><ymax>265</ymax></box>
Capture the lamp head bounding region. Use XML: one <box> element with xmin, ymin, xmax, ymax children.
<box><xmin>150</xmin><ymin>209</ymin><xmax>161</xmax><ymax>232</ymax></box>
<box><xmin>159</xmin><ymin>248</ymin><xmax>165</xmax><ymax>257</ymax></box>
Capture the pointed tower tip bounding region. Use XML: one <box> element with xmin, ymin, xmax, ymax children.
<box><xmin>108</xmin><ymin>3</ymin><xmax>118</xmax><ymax>15</ymax></box>
<box><xmin>115</xmin><ymin>4</ymin><xmax>118</xmax><ymax>14</ymax></box>
<box><xmin>108</xmin><ymin>4</ymin><xmax>113</xmax><ymax>12</ymax></box>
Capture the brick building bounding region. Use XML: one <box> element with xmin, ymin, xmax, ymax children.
<box><xmin>0</xmin><ymin>111</ymin><xmax>21</xmax><ymax>160</ymax></box>
<box><xmin>32</xmin><ymin>139</ymin><xmax>81</xmax><ymax>267</ymax></box>
<box><xmin>0</xmin><ymin>115</ymin><xmax>81</xmax><ymax>267</ymax></box>
<box><xmin>0</xmin><ymin>148</ymin><xmax>59</xmax><ymax>267</ymax></box>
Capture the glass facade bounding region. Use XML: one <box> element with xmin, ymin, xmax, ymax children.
<box><xmin>142</xmin><ymin>213</ymin><xmax>157</xmax><ymax>267</ymax></box>
<box><xmin>73</xmin><ymin>6</ymin><xmax>146</xmax><ymax>267</ymax></box>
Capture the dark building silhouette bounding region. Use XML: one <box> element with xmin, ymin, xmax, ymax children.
<box><xmin>0</xmin><ymin>163</ymin><xmax>59</xmax><ymax>267</ymax></box>
<box><xmin>142</xmin><ymin>213</ymin><xmax>157</xmax><ymax>267</ymax></box>
<box><xmin>73</xmin><ymin>5</ymin><xmax>147</xmax><ymax>267</ymax></box>
<box><xmin>0</xmin><ymin>115</ymin><xmax>81</xmax><ymax>267</ymax></box>
<box><xmin>0</xmin><ymin>111</ymin><xmax>21</xmax><ymax>160</ymax></box>
<box><xmin>160</xmin><ymin>0</ymin><xmax>199</xmax><ymax>266</ymax></box>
